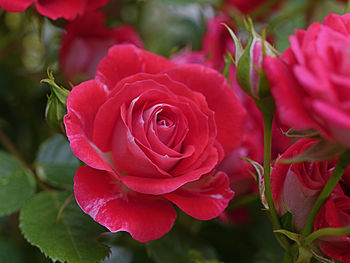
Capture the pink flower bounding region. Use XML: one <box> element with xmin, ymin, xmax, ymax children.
<box><xmin>64</xmin><ymin>44</ymin><xmax>246</xmax><ymax>242</ymax></box>
<box><xmin>271</xmin><ymin>138</ymin><xmax>350</xmax><ymax>262</ymax></box>
<box><xmin>60</xmin><ymin>11</ymin><xmax>143</xmax><ymax>82</ymax></box>
<box><xmin>0</xmin><ymin>0</ymin><xmax>109</xmax><ymax>20</ymax></box>
<box><xmin>264</xmin><ymin>13</ymin><xmax>350</xmax><ymax>148</ymax></box>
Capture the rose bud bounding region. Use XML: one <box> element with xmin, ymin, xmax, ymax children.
<box><xmin>42</xmin><ymin>73</ymin><xmax>69</xmax><ymax>133</ymax></box>
<box><xmin>64</xmin><ymin>45</ymin><xmax>246</xmax><ymax>242</ymax></box>
<box><xmin>235</xmin><ymin>20</ymin><xmax>278</xmax><ymax>101</ymax></box>
<box><xmin>263</xmin><ymin>13</ymin><xmax>350</xmax><ymax>148</ymax></box>
<box><xmin>60</xmin><ymin>11</ymin><xmax>143</xmax><ymax>83</ymax></box>
<box><xmin>0</xmin><ymin>0</ymin><xmax>109</xmax><ymax>20</ymax></box>
<box><xmin>272</xmin><ymin>138</ymin><xmax>350</xmax><ymax>262</ymax></box>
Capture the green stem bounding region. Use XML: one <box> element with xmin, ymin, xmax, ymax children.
<box><xmin>345</xmin><ymin>0</ymin><xmax>350</xmax><ymax>13</ymax></box>
<box><xmin>305</xmin><ymin>225</ymin><xmax>350</xmax><ymax>245</ymax></box>
<box><xmin>262</xmin><ymin>111</ymin><xmax>280</xmax><ymax>229</ymax></box>
<box><xmin>301</xmin><ymin>150</ymin><xmax>350</xmax><ymax>236</ymax></box>
<box><xmin>282</xmin><ymin>251</ymin><xmax>293</xmax><ymax>263</ymax></box>
<box><xmin>257</xmin><ymin>97</ymin><xmax>290</xmax><ymax>251</ymax></box>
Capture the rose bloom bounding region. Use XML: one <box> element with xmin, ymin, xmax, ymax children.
<box><xmin>224</xmin><ymin>0</ymin><xmax>268</xmax><ymax>14</ymax></box>
<box><xmin>172</xmin><ymin>14</ymin><xmax>233</xmax><ymax>71</ymax></box>
<box><xmin>0</xmin><ymin>0</ymin><xmax>109</xmax><ymax>20</ymax></box>
<box><xmin>64</xmin><ymin>44</ymin><xmax>246</xmax><ymax>242</ymax></box>
<box><xmin>264</xmin><ymin>13</ymin><xmax>350</xmax><ymax>148</ymax></box>
<box><xmin>272</xmin><ymin>138</ymin><xmax>350</xmax><ymax>262</ymax></box>
<box><xmin>60</xmin><ymin>11</ymin><xmax>143</xmax><ymax>82</ymax></box>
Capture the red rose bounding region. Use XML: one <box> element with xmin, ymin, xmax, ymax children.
<box><xmin>264</xmin><ymin>13</ymin><xmax>350</xmax><ymax>148</ymax></box>
<box><xmin>224</xmin><ymin>0</ymin><xmax>268</xmax><ymax>14</ymax></box>
<box><xmin>315</xmin><ymin>170</ymin><xmax>350</xmax><ymax>262</ymax></box>
<box><xmin>0</xmin><ymin>0</ymin><xmax>109</xmax><ymax>20</ymax></box>
<box><xmin>271</xmin><ymin>138</ymin><xmax>350</xmax><ymax>262</ymax></box>
<box><xmin>171</xmin><ymin>14</ymin><xmax>233</xmax><ymax>71</ymax></box>
<box><xmin>60</xmin><ymin>11</ymin><xmax>143</xmax><ymax>82</ymax></box>
<box><xmin>64</xmin><ymin>45</ymin><xmax>246</xmax><ymax>242</ymax></box>
<box><xmin>202</xmin><ymin>14</ymin><xmax>234</xmax><ymax>70</ymax></box>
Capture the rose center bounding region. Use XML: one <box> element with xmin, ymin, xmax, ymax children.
<box><xmin>155</xmin><ymin>112</ymin><xmax>176</xmax><ymax>145</ymax></box>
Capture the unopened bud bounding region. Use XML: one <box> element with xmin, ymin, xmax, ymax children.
<box><xmin>228</xmin><ymin>19</ymin><xmax>279</xmax><ymax>100</ymax></box>
<box><xmin>42</xmin><ymin>71</ymin><xmax>69</xmax><ymax>134</ymax></box>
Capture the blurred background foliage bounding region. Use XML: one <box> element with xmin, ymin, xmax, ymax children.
<box><xmin>0</xmin><ymin>0</ymin><xmax>347</xmax><ymax>262</ymax></box>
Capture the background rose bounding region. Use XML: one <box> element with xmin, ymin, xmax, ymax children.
<box><xmin>64</xmin><ymin>44</ymin><xmax>246</xmax><ymax>242</ymax></box>
<box><xmin>60</xmin><ymin>11</ymin><xmax>143</xmax><ymax>82</ymax></box>
<box><xmin>223</xmin><ymin>0</ymin><xmax>268</xmax><ymax>14</ymax></box>
<box><xmin>315</xmin><ymin>169</ymin><xmax>350</xmax><ymax>262</ymax></box>
<box><xmin>271</xmin><ymin>138</ymin><xmax>350</xmax><ymax>262</ymax></box>
<box><xmin>264</xmin><ymin>13</ymin><xmax>350</xmax><ymax>148</ymax></box>
<box><xmin>0</xmin><ymin>0</ymin><xmax>109</xmax><ymax>20</ymax></box>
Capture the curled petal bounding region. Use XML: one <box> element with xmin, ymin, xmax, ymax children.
<box><xmin>95</xmin><ymin>45</ymin><xmax>175</xmax><ymax>91</ymax></box>
<box><xmin>74</xmin><ymin>166</ymin><xmax>177</xmax><ymax>242</ymax></box>
<box><xmin>64</xmin><ymin>80</ymin><xmax>112</xmax><ymax>172</ymax></box>
<box><xmin>35</xmin><ymin>0</ymin><xmax>86</xmax><ymax>20</ymax></box>
<box><xmin>164</xmin><ymin>172</ymin><xmax>234</xmax><ymax>220</ymax></box>
<box><xmin>165</xmin><ymin>65</ymin><xmax>246</xmax><ymax>154</ymax></box>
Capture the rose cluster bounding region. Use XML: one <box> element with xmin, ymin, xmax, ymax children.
<box><xmin>4</xmin><ymin>0</ymin><xmax>350</xmax><ymax>261</ymax></box>
<box><xmin>264</xmin><ymin>13</ymin><xmax>350</xmax><ymax>262</ymax></box>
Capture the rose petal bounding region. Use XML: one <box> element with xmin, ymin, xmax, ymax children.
<box><xmin>64</xmin><ymin>80</ymin><xmax>113</xmax><ymax>172</ymax></box>
<box><xmin>119</xmin><ymin>146</ymin><xmax>220</xmax><ymax>195</ymax></box>
<box><xmin>0</xmin><ymin>0</ymin><xmax>32</xmax><ymax>12</ymax></box>
<box><xmin>86</xmin><ymin>0</ymin><xmax>109</xmax><ymax>11</ymax></box>
<box><xmin>164</xmin><ymin>64</ymin><xmax>246</xmax><ymax>154</ymax></box>
<box><xmin>164</xmin><ymin>172</ymin><xmax>234</xmax><ymax>220</ymax></box>
<box><xmin>74</xmin><ymin>166</ymin><xmax>177</xmax><ymax>242</ymax></box>
<box><xmin>36</xmin><ymin>0</ymin><xmax>86</xmax><ymax>20</ymax></box>
<box><xmin>95</xmin><ymin>45</ymin><xmax>175</xmax><ymax>91</ymax></box>
<box><xmin>263</xmin><ymin>56</ymin><xmax>316</xmax><ymax>129</ymax></box>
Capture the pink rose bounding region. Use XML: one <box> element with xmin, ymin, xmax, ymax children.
<box><xmin>64</xmin><ymin>45</ymin><xmax>246</xmax><ymax>242</ymax></box>
<box><xmin>0</xmin><ymin>0</ymin><xmax>109</xmax><ymax>20</ymax></box>
<box><xmin>271</xmin><ymin>138</ymin><xmax>350</xmax><ymax>262</ymax></box>
<box><xmin>264</xmin><ymin>13</ymin><xmax>350</xmax><ymax>148</ymax></box>
<box><xmin>60</xmin><ymin>11</ymin><xmax>143</xmax><ymax>82</ymax></box>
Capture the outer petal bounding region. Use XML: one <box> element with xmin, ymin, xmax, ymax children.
<box><xmin>95</xmin><ymin>45</ymin><xmax>175</xmax><ymax>91</ymax></box>
<box><xmin>35</xmin><ymin>0</ymin><xmax>85</xmax><ymax>20</ymax></box>
<box><xmin>64</xmin><ymin>80</ymin><xmax>112</xmax><ymax>172</ymax></box>
<box><xmin>119</xmin><ymin>146</ymin><xmax>220</xmax><ymax>195</ymax></box>
<box><xmin>0</xmin><ymin>0</ymin><xmax>32</xmax><ymax>12</ymax></box>
<box><xmin>164</xmin><ymin>172</ymin><xmax>234</xmax><ymax>220</ymax></box>
<box><xmin>74</xmin><ymin>166</ymin><xmax>177</xmax><ymax>242</ymax></box>
<box><xmin>86</xmin><ymin>0</ymin><xmax>109</xmax><ymax>11</ymax></box>
<box><xmin>164</xmin><ymin>65</ymin><xmax>246</xmax><ymax>154</ymax></box>
<box><xmin>263</xmin><ymin>56</ymin><xmax>316</xmax><ymax>129</ymax></box>
<box><xmin>271</xmin><ymin>138</ymin><xmax>318</xmax><ymax>204</ymax></box>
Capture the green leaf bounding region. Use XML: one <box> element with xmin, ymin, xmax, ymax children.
<box><xmin>36</xmin><ymin>135</ymin><xmax>79</xmax><ymax>188</ymax></box>
<box><xmin>20</xmin><ymin>191</ymin><xmax>110</xmax><ymax>263</ymax></box>
<box><xmin>280</xmin><ymin>211</ymin><xmax>295</xmax><ymax>233</ymax></box>
<box><xmin>274</xmin><ymin>229</ymin><xmax>301</xmax><ymax>245</ymax></box>
<box><xmin>0</xmin><ymin>151</ymin><xmax>35</xmax><ymax>216</ymax></box>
